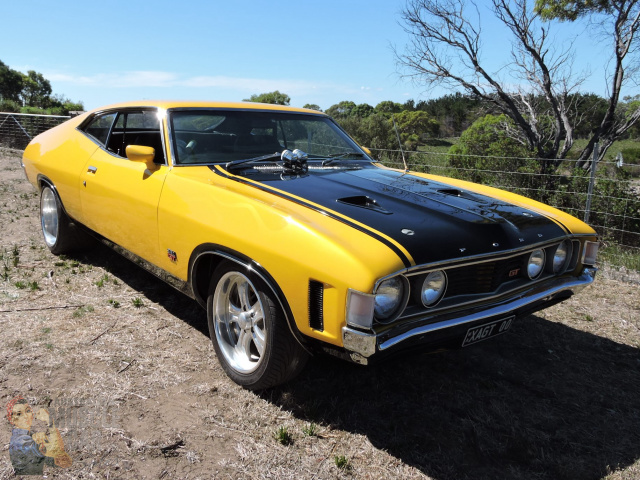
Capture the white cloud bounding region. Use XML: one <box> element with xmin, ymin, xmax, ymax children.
<box><xmin>46</xmin><ymin>70</ymin><xmax>330</xmax><ymax>95</ymax></box>
<box><xmin>41</xmin><ymin>69</ymin><xmax>404</xmax><ymax>111</ymax></box>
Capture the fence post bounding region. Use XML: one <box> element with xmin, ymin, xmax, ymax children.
<box><xmin>583</xmin><ymin>143</ymin><xmax>598</xmax><ymax>224</ymax></box>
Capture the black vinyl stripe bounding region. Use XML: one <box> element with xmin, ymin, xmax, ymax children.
<box><xmin>211</xmin><ymin>166</ymin><xmax>412</xmax><ymax>267</ymax></box>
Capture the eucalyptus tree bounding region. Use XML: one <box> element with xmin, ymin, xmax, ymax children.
<box><xmin>244</xmin><ymin>91</ymin><xmax>291</xmax><ymax>106</ymax></box>
<box><xmin>397</xmin><ymin>0</ymin><xmax>640</xmax><ymax>168</ymax></box>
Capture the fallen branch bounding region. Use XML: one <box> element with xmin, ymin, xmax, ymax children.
<box><xmin>117</xmin><ymin>359</ymin><xmax>136</xmax><ymax>374</ymax></box>
<box><xmin>89</xmin><ymin>321</ymin><xmax>117</xmax><ymax>345</ymax></box>
<box><xmin>0</xmin><ymin>304</ymin><xmax>84</xmax><ymax>313</ymax></box>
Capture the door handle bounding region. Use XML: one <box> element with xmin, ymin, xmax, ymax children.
<box><xmin>87</xmin><ymin>166</ymin><xmax>97</xmax><ymax>174</ymax></box>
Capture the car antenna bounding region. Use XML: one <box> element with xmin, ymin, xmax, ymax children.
<box><xmin>392</xmin><ymin>115</ymin><xmax>408</xmax><ymax>172</ymax></box>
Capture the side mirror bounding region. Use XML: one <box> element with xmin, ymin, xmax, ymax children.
<box><xmin>125</xmin><ymin>145</ymin><xmax>155</xmax><ymax>165</ymax></box>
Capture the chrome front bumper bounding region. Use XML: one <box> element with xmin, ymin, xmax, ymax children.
<box><xmin>342</xmin><ymin>268</ymin><xmax>597</xmax><ymax>364</ymax></box>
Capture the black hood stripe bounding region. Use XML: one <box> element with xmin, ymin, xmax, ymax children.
<box><xmin>211</xmin><ymin>165</ymin><xmax>414</xmax><ymax>268</ymax></box>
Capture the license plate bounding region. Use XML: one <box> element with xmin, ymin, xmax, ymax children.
<box><xmin>462</xmin><ymin>316</ymin><xmax>514</xmax><ymax>347</ymax></box>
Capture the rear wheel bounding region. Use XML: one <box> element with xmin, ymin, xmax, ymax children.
<box><xmin>40</xmin><ymin>185</ymin><xmax>88</xmax><ymax>255</ymax></box>
<box><xmin>207</xmin><ymin>261</ymin><xmax>308</xmax><ymax>390</ymax></box>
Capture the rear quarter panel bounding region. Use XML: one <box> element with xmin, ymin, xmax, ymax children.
<box><xmin>22</xmin><ymin>116</ymin><xmax>98</xmax><ymax>220</ymax></box>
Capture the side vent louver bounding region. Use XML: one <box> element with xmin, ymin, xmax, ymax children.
<box><xmin>308</xmin><ymin>280</ymin><xmax>324</xmax><ymax>331</ymax></box>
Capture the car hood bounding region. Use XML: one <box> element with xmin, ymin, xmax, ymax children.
<box><xmin>225</xmin><ymin>165</ymin><xmax>567</xmax><ymax>267</ymax></box>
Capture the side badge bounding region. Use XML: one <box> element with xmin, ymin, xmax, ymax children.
<box><xmin>401</xmin><ymin>229</ymin><xmax>415</xmax><ymax>236</ymax></box>
<box><xmin>167</xmin><ymin>249</ymin><xmax>177</xmax><ymax>262</ymax></box>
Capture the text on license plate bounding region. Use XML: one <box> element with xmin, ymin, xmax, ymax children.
<box><xmin>462</xmin><ymin>316</ymin><xmax>514</xmax><ymax>347</ymax></box>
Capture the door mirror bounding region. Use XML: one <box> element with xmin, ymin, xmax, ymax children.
<box><xmin>125</xmin><ymin>145</ymin><xmax>155</xmax><ymax>164</ymax></box>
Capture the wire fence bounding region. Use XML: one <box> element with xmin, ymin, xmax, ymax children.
<box><xmin>371</xmin><ymin>147</ymin><xmax>640</xmax><ymax>274</ymax></box>
<box><xmin>0</xmin><ymin>112</ymin><xmax>70</xmax><ymax>150</ymax></box>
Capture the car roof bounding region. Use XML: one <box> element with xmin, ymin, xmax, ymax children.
<box><xmin>88</xmin><ymin>100</ymin><xmax>326</xmax><ymax>116</ymax></box>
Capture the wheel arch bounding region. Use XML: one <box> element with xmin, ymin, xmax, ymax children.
<box><xmin>36</xmin><ymin>174</ymin><xmax>55</xmax><ymax>192</ymax></box>
<box><xmin>36</xmin><ymin>175</ymin><xmax>67</xmax><ymax>213</ymax></box>
<box><xmin>188</xmin><ymin>244</ymin><xmax>310</xmax><ymax>352</ymax></box>
<box><xmin>36</xmin><ymin>174</ymin><xmax>83</xmax><ymax>228</ymax></box>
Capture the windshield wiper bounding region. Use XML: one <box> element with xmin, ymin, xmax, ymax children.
<box><xmin>225</xmin><ymin>152</ymin><xmax>282</xmax><ymax>171</ymax></box>
<box><xmin>322</xmin><ymin>151</ymin><xmax>366</xmax><ymax>166</ymax></box>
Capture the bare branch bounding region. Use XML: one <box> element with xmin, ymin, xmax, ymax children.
<box><xmin>398</xmin><ymin>0</ymin><xmax>640</xmax><ymax>168</ymax></box>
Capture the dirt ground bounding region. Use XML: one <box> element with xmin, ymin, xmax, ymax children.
<box><xmin>0</xmin><ymin>148</ymin><xmax>639</xmax><ymax>480</ymax></box>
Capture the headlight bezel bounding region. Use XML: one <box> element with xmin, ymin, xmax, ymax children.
<box><xmin>548</xmin><ymin>240</ymin><xmax>572</xmax><ymax>274</ymax></box>
<box><xmin>418</xmin><ymin>270</ymin><xmax>448</xmax><ymax>308</ymax></box>
<box><xmin>373</xmin><ymin>275</ymin><xmax>409</xmax><ymax>324</ymax></box>
<box><xmin>527</xmin><ymin>248</ymin><xmax>546</xmax><ymax>279</ymax></box>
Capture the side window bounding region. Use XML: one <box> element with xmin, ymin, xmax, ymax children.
<box><xmin>83</xmin><ymin>113</ymin><xmax>117</xmax><ymax>146</ymax></box>
<box><xmin>124</xmin><ymin>111</ymin><xmax>160</xmax><ymax>129</ymax></box>
<box><xmin>106</xmin><ymin>110</ymin><xmax>165</xmax><ymax>164</ymax></box>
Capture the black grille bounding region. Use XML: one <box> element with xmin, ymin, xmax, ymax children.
<box><xmin>308</xmin><ymin>280</ymin><xmax>324</xmax><ymax>331</ymax></box>
<box><xmin>445</xmin><ymin>255</ymin><xmax>526</xmax><ymax>297</ymax></box>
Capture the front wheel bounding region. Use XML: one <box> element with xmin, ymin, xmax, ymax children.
<box><xmin>40</xmin><ymin>185</ymin><xmax>87</xmax><ymax>255</ymax></box>
<box><xmin>207</xmin><ymin>262</ymin><xmax>308</xmax><ymax>390</ymax></box>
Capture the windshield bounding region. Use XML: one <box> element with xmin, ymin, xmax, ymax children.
<box><xmin>169</xmin><ymin>109</ymin><xmax>368</xmax><ymax>165</ymax></box>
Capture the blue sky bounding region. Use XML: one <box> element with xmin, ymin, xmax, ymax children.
<box><xmin>1</xmin><ymin>0</ymin><xmax>625</xmax><ymax>111</ymax></box>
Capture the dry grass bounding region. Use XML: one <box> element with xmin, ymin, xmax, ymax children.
<box><xmin>0</xmin><ymin>150</ymin><xmax>639</xmax><ymax>479</ymax></box>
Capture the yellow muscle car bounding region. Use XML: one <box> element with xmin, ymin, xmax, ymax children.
<box><xmin>21</xmin><ymin>101</ymin><xmax>598</xmax><ymax>389</ymax></box>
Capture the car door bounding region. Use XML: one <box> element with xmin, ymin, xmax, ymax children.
<box><xmin>79</xmin><ymin>109</ymin><xmax>169</xmax><ymax>266</ymax></box>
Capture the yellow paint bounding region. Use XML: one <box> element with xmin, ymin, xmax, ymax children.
<box><xmin>157</xmin><ymin>165</ymin><xmax>405</xmax><ymax>344</ymax></box>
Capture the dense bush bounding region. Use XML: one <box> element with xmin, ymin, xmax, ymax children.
<box><xmin>619</xmin><ymin>147</ymin><xmax>640</xmax><ymax>177</ymax></box>
<box><xmin>448</xmin><ymin>114</ymin><xmax>539</xmax><ymax>191</ymax></box>
<box><xmin>0</xmin><ymin>99</ymin><xmax>19</xmax><ymax>113</ymax></box>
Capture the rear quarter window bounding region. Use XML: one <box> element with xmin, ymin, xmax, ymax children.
<box><xmin>82</xmin><ymin>113</ymin><xmax>117</xmax><ymax>146</ymax></box>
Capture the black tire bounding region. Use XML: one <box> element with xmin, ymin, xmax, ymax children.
<box><xmin>207</xmin><ymin>261</ymin><xmax>308</xmax><ymax>390</ymax></box>
<box><xmin>40</xmin><ymin>185</ymin><xmax>89</xmax><ymax>255</ymax></box>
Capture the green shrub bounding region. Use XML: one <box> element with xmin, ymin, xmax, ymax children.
<box><xmin>619</xmin><ymin>147</ymin><xmax>640</xmax><ymax>164</ymax></box>
<box><xmin>448</xmin><ymin>114</ymin><xmax>540</xmax><ymax>193</ymax></box>
<box><xmin>0</xmin><ymin>99</ymin><xmax>20</xmax><ymax>112</ymax></box>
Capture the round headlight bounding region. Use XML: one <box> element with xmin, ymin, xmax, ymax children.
<box><xmin>552</xmin><ymin>241</ymin><xmax>570</xmax><ymax>273</ymax></box>
<box><xmin>374</xmin><ymin>277</ymin><xmax>405</xmax><ymax>321</ymax></box>
<box><xmin>421</xmin><ymin>270</ymin><xmax>447</xmax><ymax>307</ymax></box>
<box><xmin>527</xmin><ymin>249</ymin><xmax>546</xmax><ymax>279</ymax></box>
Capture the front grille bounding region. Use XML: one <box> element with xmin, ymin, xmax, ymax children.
<box><xmin>445</xmin><ymin>256</ymin><xmax>526</xmax><ymax>297</ymax></box>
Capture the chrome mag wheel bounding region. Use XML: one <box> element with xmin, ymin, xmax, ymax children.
<box><xmin>40</xmin><ymin>186</ymin><xmax>60</xmax><ymax>248</ymax></box>
<box><xmin>212</xmin><ymin>271</ymin><xmax>267</xmax><ymax>374</ymax></box>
